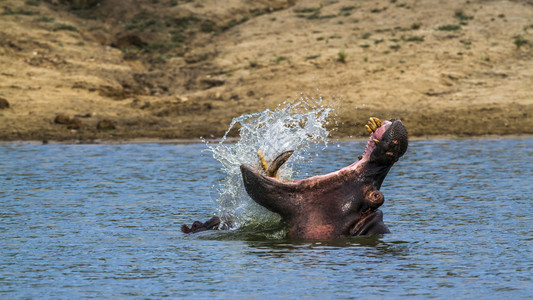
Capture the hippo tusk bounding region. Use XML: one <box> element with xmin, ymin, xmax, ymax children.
<box><xmin>266</xmin><ymin>150</ymin><xmax>294</xmax><ymax>178</ymax></box>
<box><xmin>257</xmin><ymin>149</ymin><xmax>269</xmax><ymax>172</ymax></box>
<box><xmin>257</xmin><ymin>149</ymin><xmax>294</xmax><ymax>178</ymax></box>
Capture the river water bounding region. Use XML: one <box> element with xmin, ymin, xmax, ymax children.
<box><xmin>1</xmin><ymin>138</ymin><xmax>531</xmax><ymax>299</ymax></box>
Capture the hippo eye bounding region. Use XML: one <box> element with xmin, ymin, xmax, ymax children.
<box><xmin>373</xmin><ymin>192</ymin><xmax>380</xmax><ymax>199</ymax></box>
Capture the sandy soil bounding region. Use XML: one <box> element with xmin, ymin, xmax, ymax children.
<box><xmin>0</xmin><ymin>0</ymin><xmax>532</xmax><ymax>142</ymax></box>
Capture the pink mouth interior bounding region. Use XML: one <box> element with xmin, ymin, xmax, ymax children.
<box><xmin>361</xmin><ymin>120</ymin><xmax>391</xmax><ymax>159</ymax></box>
<box><xmin>264</xmin><ymin>120</ymin><xmax>393</xmax><ymax>183</ymax></box>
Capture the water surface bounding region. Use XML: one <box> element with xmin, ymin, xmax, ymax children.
<box><xmin>1</xmin><ymin>138</ymin><xmax>531</xmax><ymax>298</ymax></box>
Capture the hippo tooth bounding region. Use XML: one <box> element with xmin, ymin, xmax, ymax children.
<box><xmin>257</xmin><ymin>149</ymin><xmax>269</xmax><ymax>172</ymax></box>
<box><xmin>373</xmin><ymin>138</ymin><xmax>380</xmax><ymax>144</ymax></box>
<box><xmin>369</xmin><ymin>117</ymin><xmax>382</xmax><ymax>130</ymax></box>
<box><xmin>368</xmin><ymin>119</ymin><xmax>378</xmax><ymax>131</ymax></box>
<box><xmin>373</xmin><ymin>117</ymin><xmax>382</xmax><ymax>128</ymax></box>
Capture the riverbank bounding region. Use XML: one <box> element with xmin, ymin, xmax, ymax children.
<box><xmin>1</xmin><ymin>0</ymin><xmax>532</xmax><ymax>141</ymax></box>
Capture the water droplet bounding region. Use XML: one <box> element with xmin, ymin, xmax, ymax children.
<box><xmin>205</xmin><ymin>96</ymin><xmax>337</xmax><ymax>229</ymax></box>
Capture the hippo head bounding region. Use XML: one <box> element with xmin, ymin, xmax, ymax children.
<box><xmin>240</xmin><ymin>118</ymin><xmax>408</xmax><ymax>239</ymax></box>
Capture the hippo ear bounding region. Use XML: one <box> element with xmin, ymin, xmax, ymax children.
<box><xmin>240</xmin><ymin>165</ymin><xmax>297</xmax><ymax>218</ymax></box>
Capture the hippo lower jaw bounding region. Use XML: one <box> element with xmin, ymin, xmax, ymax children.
<box><xmin>240</xmin><ymin>118</ymin><xmax>408</xmax><ymax>239</ymax></box>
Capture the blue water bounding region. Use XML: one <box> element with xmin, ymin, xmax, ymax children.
<box><xmin>1</xmin><ymin>138</ymin><xmax>532</xmax><ymax>298</ymax></box>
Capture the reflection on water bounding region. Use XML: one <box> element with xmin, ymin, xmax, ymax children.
<box><xmin>1</xmin><ymin>138</ymin><xmax>532</xmax><ymax>298</ymax></box>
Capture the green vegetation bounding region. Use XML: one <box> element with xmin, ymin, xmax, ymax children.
<box><xmin>2</xmin><ymin>7</ymin><xmax>39</xmax><ymax>15</ymax></box>
<box><xmin>36</xmin><ymin>16</ymin><xmax>54</xmax><ymax>22</ymax></box>
<box><xmin>389</xmin><ymin>44</ymin><xmax>401</xmax><ymax>50</ymax></box>
<box><xmin>404</xmin><ymin>35</ymin><xmax>424</xmax><ymax>42</ymax></box>
<box><xmin>460</xmin><ymin>40</ymin><xmax>472</xmax><ymax>48</ymax></box>
<box><xmin>126</xmin><ymin>17</ymin><xmax>162</xmax><ymax>31</ymax></box>
<box><xmin>294</xmin><ymin>7</ymin><xmax>322</xmax><ymax>14</ymax></box>
<box><xmin>370</xmin><ymin>8</ymin><xmax>386</xmax><ymax>13</ymax></box>
<box><xmin>437</xmin><ymin>24</ymin><xmax>461</xmax><ymax>31</ymax></box>
<box><xmin>72</xmin><ymin>9</ymin><xmax>98</xmax><ymax>20</ymax></box>
<box><xmin>361</xmin><ymin>32</ymin><xmax>371</xmax><ymax>39</ymax></box>
<box><xmin>220</xmin><ymin>17</ymin><xmax>248</xmax><ymax>31</ymax></box>
<box><xmin>375</xmin><ymin>28</ymin><xmax>391</xmax><ymax>33</ymax></box>
<box><xmin>454</xmin><ymin>10</ymin><xmax>473</xmax><ymax>21</ymax></box>
<box><xmin>170</xmin><ymin>31</ymin><xmax>186</xmax><ymax>43</ymax></box>
<box><xmin>306</xmin><ymin>14</ymin><xmax>336</xmax><ymax>20</ymax></box>
<box><xmin>200</xmin><ymin>20</ymin><xmax>215</xmax><ymax>33</ymax></box>
<box><xmin>274</xmin><ymin>55</ymin><xmax>287</xmax><ymax>63</ymax></box>
<box><xmin>88</xmin><ymin>25</ymin><xmax>104</xmax><ymax>31</ymax></box>
<box><xmin>25</xmin><ymin>0</ymin><xmax>41</xmax><ymax>6</ymax></box>
<box><xmin>53</xmin><ymin>24</ymin><xmax>78</xmax><ymax>32</ymax></box>
<box><xmin>142</xmin><ymin>42</ymin><xmax>171</xmax><ymax>53</ymax></box>
<box><xmin>121</xmin><ymin>13</ymin><xmax>216</xmax><ymax>57</ymax></box>
<box><xmin>125</xmin><ymin>14</ymin><xmax>201</xmax><ymax>32</ymax></box>
<box><xmin>294</xmin><ymin>5</ymin><xmax>336</xmax><ymax>20</ymax></box>
<box><xmin>339</xmin><ymin>6</ymin><xmax>356</xmax><ymax>16</ymax></box>
<box><xmin>411</xmin><ymin>23</ymin><xmax>421</xmax><ymax>30</ymax></box>
<box><xmin>339</xmin><ymin>6</ymin><xmax>356</xmax><ymax>12</ymax></box>
<box><xmin>337</xmin><ymin>51</ymin><xmax>346</xmax><ymax>63</ymax></box>
<box><xmin>513</xmin><ymin>35</ymin><xmax>528</xmax><ymax>48</ymax></box>
<box><xmin>154</xmin><ymin>54</ymin><xmax>172</xmax><ymax>62</ymax></box>
<box><xmin>170</xmin><ymin>16</ymin><xmax>201</xmax><ymax>29</ymax></box>
<box><xmin>305</xmin><ymin>54</ymin><xmax>320</xmax><ymax>60</ymax></box>
<box><xmin>394</xmin><ymin>26</ymin><xmax>411</xmax><ymax>32</ymax></box>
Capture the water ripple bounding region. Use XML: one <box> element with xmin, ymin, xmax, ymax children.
<box><xmin>0</xmin><ymin>138</ymin><xmax>532</xmax><ymax>298</ymax></box>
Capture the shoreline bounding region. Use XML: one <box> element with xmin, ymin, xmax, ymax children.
<box><xmin>2</xmin><ymin>134</ymin><xmax>532</xmax><ymax>146</ymax></box>
<box><xmin>1</xmin><ymin>0</ymin><xmax>532</xmax><ymax>144</ymax></box>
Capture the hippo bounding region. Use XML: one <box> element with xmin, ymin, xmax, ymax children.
<box><xmin>182</xmin><ymin>118</ymin><xmax>408</xmax><ymax>239</ymax></box>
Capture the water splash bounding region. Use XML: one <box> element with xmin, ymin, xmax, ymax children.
<box><xmin>205</xmin><ymin>95</ymin><xmax>336</xmax><ymax>229</ymax></box>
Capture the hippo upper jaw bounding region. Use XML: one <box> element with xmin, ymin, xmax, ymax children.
<box><xmin>368</xmin><ymin>119</ymin><xmax>408</xmax><ymax>165</ymax></box>
<box><xmin>359</xmin><ymin>119</ymin><xmax>408</xmax><ymax>189</ymax></box>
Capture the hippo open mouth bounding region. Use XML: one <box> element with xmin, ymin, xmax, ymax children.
<box><xmin>239</xmin><ymin>118</ymin><xmax>408</xmax><ymax>239</ymax></box>
<box><xmin>182</xmin><ymin>118</ymin><xmax>408</xmax><ymax>238</ymax></box>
